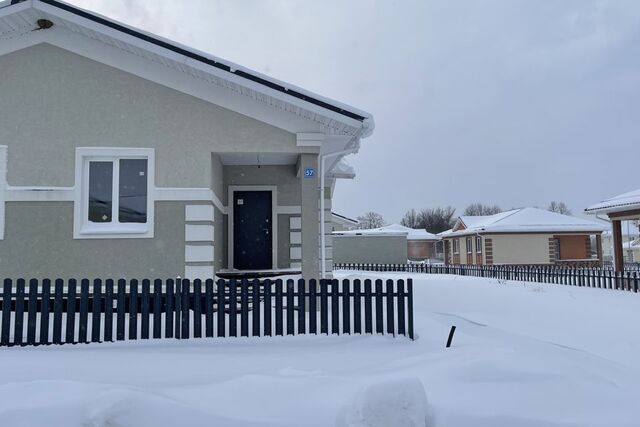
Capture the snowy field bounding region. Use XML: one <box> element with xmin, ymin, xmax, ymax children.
<box><xmin>1</xmin><ymin>271</ymin><xmax>640</xmax><ymax>426</ymax></box>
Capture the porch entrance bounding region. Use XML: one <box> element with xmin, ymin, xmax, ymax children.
<box><xmin>232</xmin><ymin>190</ymin><xmax>273</xmax><ymax>270</ymax></box>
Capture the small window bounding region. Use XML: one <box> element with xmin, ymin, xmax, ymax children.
<box><xmin>476</xmin><ymin>236</ymin><xmax>482</xmax><ymax>254</ymax></box>
<box><xmin>452</xmin><ymin>239</ymin><xmax>459</xmax><ymax>254</ymax></box>
<box><xmin>75</xmin><ymin>148</ymin><xmax>154</xmax><ymax>239</ymax></box>
<box><xmin>466</xmin><ymin>237</ymin><xmax>473</xmax><ymax>254</ymax></box>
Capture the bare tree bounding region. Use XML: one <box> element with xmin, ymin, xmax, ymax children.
<box><xmin>548</xmin><ymin>201</ymin><xmax>572</xmax><ymax>215</ymax></box>
<box><xmin>400</xmin><ymin>209</ymin><xmax>420</xmax><ymax>228</ymax></box>
<box><xmin>417</xmin><ymin>207</ymin><xmax>457</xmax><ymax>234</ymax></box>
<box><xmin>463</xmin><ymin>203</ymin><xmax>502</xmax><ymax>216</ymax></box>
<box><xmin>357</xmin><ymin>212</ymin><xmax>385</xmax><ymax>229</ymax></box>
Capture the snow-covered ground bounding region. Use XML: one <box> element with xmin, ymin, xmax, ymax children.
<box><xmin>1</xmin><ymin>271</ymin><xmax>640</xmax><ymax>426</ymax></box>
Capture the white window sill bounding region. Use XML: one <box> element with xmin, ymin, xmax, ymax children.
<box><xmin>75</xmin><ymin>223</ymin><xmax>153</xmax><ymax>239</ymax></box>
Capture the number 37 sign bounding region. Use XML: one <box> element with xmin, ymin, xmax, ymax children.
<box><xmin>304</xmin><ymin>168</ymin><xmax>316</xmax><ymax>178</ymax></box>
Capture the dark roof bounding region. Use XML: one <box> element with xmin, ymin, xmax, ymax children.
<box><xmin>19</xmin><ymin>0</ymin><xmax>367</xmax><ymax>122</ymax></box>
<box><xmin>332</xmin><ymin>212</ymin><xmax>358</xmax><ymax>223</ymax></box>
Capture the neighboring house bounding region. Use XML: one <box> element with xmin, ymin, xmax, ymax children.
<box><xmin>439</xmin><ymin>208</ymin><xmax>606</xmax><ymax>267</ymax></box>
<box><xmin>331</xmin><ymin>212</ymin><xmax>359</xmax><ymax>232</ymax></box>
<box><xmin>333</xmin><ymin>223</ymin><xmax>440</xmax><ymax>264</ymax></box>
<box><xmin>0</xmin><ymin>1</ymin><xmax>374</xmax><ymax>280</ymax></box>
<box><xmin>585</xmin><ymin>189</ymin><xmax>640</xmax><ymax>271</ymax></box>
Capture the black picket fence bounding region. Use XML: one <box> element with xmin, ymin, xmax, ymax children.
<box><xmin>335</xmin><ymin>263</ymin><xmax>640</xmax><ymax>293</ymax></box>
<box><xmin>603</xmin><ymin>261</ymin><xmax>640</xmax><ymax>272</ymax></box>
<box><xmin>0</xmin><ymin>277</ymin><xmax>414</xmax><ymax>347</ymax></box>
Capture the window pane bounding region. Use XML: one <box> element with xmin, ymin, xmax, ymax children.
<box><xmin>119</xmin><ymin>159</ymin><xmax>147</xmax><ymax>223</ymax></box>
<box><xmin>88</xmin><ymin>161</ymin><xmax>113</xmax><ymax>223</ymax></box>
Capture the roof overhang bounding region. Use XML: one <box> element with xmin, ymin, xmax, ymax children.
<box><xmin>585</xmin><ymin>189</ymin><xmax>640</xmax><ymax>217</ymax></box>
<box><xmin>0</xmin><ymin>0</ymin><xmax>374</xmax><ymax>139</ymax></box>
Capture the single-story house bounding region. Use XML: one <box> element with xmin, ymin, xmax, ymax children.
<box><xmin>331</xmin><ymin>212</ymin><xmax>359</xmax><ymax>232</ymax></box>
<box><xmin>585</xmin><ymin>189</ymin><xmax>640</xmax><ymax>271</ymax></box>
<box><xmin>439</xmin><ymin>207</ymin><xmax>606</xmax><ymax>267</ymax></box>
<box><xmin>333</xmin><ymin>223</ymin><xmax>440</xmax><ymax>264</ymax></box>
<box><xmin>0</xmin><ymin>0</ymin><xmax>374</xmax><ymax>280</ymax></box>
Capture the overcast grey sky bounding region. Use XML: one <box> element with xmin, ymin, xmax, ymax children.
<box><xmin>72</xmin><ymin>0</ymin><xmax>640</xmax><ymax>222</ymax></box>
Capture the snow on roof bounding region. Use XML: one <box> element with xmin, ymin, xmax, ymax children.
<box><xmin>441</xmin><ymin>207</ymin><xmax>607</xmax><ymax>237</ymax></box>
<box><xmin>328</xmin><ymin>159</ymin><xmax>355</xmax><ymax>179</ymax></box>
<box><xmin>334</xmin><ymin>223</ymin><xmax>440</xmax><ymax>241</ymax></box>
<box><xmin>585</xmin><ymin>189</ymin><xmax>640</xmax><ymax>215</ymax></box>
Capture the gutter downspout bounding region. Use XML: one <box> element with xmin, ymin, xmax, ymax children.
<box><xmin>319</xmin><ymin>147</ymin><xmax>356</xmax><ymax>279</ymax></box>
<box><xmin>318</xmin><ymin>118</ymin><xmax>372</xmax><ymax>279</ymax></box>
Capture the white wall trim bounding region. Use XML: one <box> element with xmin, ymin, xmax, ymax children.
<box><xmin>185</xmin><ymin>204</ymin><xmax>215</xmax><ymax>222</ymax></box>
<box><xmin>0</xmin><ymin>145</ymin><xmax>6</xmax><ymax>240</ymax></box>
<box><xmin>296</xmin><ymin>133</ymin><xmax>325</xmax><ymax>147</ymax></box>
<box><xmin>290</xmin><ymin>231</ymin><xmax>302</xmax><ymax>245</ymax></box>
<box><xmin>5</xmin><ymin>186</ymin><xmax>75</xmax><ymax>201</ymax></box>
<box><xmin>228</xmin><ymin>185</ymin><xmax>278</xmax><ymax>270</ymax></box>
<box><xmin>277</xmin><ymin>205</ymin><xmax>302</xmax><ymax>215</ymax></box>
<box><xmin>2</xmin><ymin>185</ymin><xmax>227</xmax><ymax>211</ymax></box>
<box><xmin>156</xmin><ymin>188</ymin><xmax>227</xmax><ymax>214</ymax></box>
<box><xmin>289</xmin><ymin>216</ymin><xmax>302</xmax><ymax>230</ymax></box>
<box><xmin>185</xmin><ymin>244</ymin><xmax>214</xmax><ymax>263</ymax></box>
<box><xmin>185</xmin><ymin>224</ymin><xmax>214</xmax><ymax>242</ymax></box>
<box><xmin>185</xmin><ymin>265</ymin><xmax>214</xmax><ymax>281</ymax></box>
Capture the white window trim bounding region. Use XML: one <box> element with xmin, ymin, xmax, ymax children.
<box><xmin>0</xmin><ymin>145</ymin><xmax>6</xmax><ymax>240</ymax></box>
<box><xmin>74</xmin><ymin>147</ymin><xmax>155</xmax><ymax>239</ymax></box>
<box><xmin>227</xmin><ymin>185</ymin><xmax>278</xmax><ymax>270</ymax></box>
<box><xmin>476</xmin><ymin>236</ymin><xmax>482</xmax><ymax>254</ymax></box>
<box><xmin>466</xmin><ymin>237</ymin><xmax>473</xmax><ymax>254</ymax></box>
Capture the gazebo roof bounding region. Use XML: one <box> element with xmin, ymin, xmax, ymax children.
<box><xmin>585</xmin><ymin>189</ymin><xmax>640</xmax><ymax>215</ymax></box>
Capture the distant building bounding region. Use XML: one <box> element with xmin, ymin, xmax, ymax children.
<box><xmin>439</xmin><ymin>207</ymin><xmax>606</xmax><ymax>267</ymax></box>
<box><xmin>331</xmin><ymin>212</ymin><xmax>359</xmax><ymax>232</ymax></box>
<box><xmin>333</xmin><ymin>223</ymin><xmax>440</xmax><ymax>264</ymax></box>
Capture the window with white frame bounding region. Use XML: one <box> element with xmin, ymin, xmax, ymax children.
<box><xmin>74</xmin><ymin>148</ymin><xmax>154</xmax><ymax>238</ymax></box>
<box><xmin>466</xmin><ymin>237</ymin><xmax>473</xmax><ymax>254</ymax></box>
<box><xmin>476</xmin><ymin>236</ymin><xmax>482</xmax><ymax>253</ymax></box>
<box><xmin>452</xmin><ymin>238</ymin><xmax>459</xmax><ymax>254</ymax></box>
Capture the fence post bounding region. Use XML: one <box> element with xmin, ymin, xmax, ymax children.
<box><xmin>407</xmin><ymin>278</ymin><xmax>414</xmax><ymax>340</ymax></box>
<box><xmin>1</xmin><ymin>279</ymin><xmax>12</xmax><ymax>346</ymax></box>
<box><xmin>26</xmin><ymin>279</ymin><xmax>38</xmax><ymax>345</ymax></box>
<box><xmin>40</xmin><ymin>279</ymin><xmax>52</xmax><ymax>345</ymax></box>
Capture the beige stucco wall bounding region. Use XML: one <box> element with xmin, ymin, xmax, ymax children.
<box><xmin>446</xmin><ymin>236</ymin><xmax>484</xmax><ymax>265</ymax></box>
<box><xmin>486</xmin><ymin>234</ymin><xmax>551</xmax><ymax>265</ymax></box>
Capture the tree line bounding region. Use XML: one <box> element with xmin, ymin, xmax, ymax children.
<box><xmin>356</xmin><ymin>201</ymin><xmax>572</xmax><ymax>234</ymax></box>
